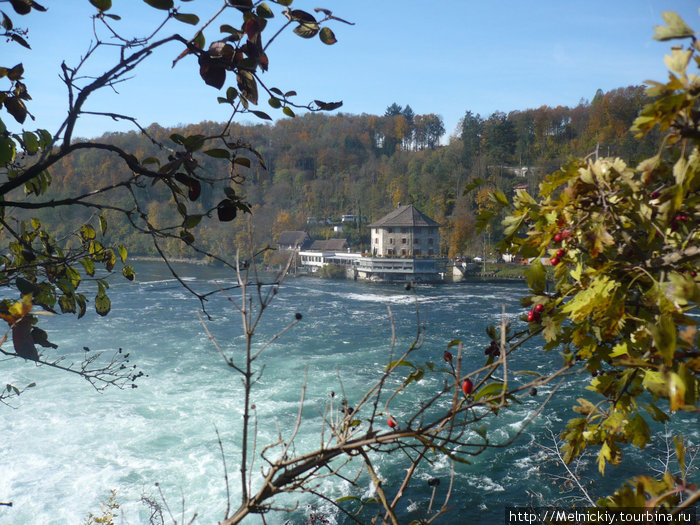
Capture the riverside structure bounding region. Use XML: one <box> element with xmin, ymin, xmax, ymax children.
<box><xmin>298</xmin><ymin>204</ymin><xmax>447</xmax><ymax>282</ymax></box>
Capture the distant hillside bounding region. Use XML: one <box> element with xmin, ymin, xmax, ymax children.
<box><xmin>22</xmin><ymin>85</ymin><xmax>659</xmax><ymax>261</ymax></box>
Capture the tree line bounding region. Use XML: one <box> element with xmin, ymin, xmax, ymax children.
<box><xmin>7</xmin><ymin>84</ymin><xmax>657</xmax><ymax>263</ymax></box>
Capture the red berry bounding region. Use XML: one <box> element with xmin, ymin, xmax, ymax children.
<box><xmin>387</xmin><ymin>415</ymin><xmax>397</xmax><ymax>429</ymax></box>
<box><xmin>555</xmin><ymin>249</ymin><xmax>564</xmax><ymax>258</ymax></box>
<box><xmin>554</xmin><ymin>233</ymin><xmax>563</xmax><ymax>243</ymax></box>
<box><xmin>443</xmin><ymin>350</ymin><xmax>453</xmax><ymax>363</ymax></box>
<box><xmin>461</xmin><ymin>378</ymin><xmax>474</xmax><ymax>395</ymax></box>
<box><xmin>527</xmin><ymin>310</ymin><xmax>535</xmax><ymax>322</ymax></box>
<box><xmin>550</xmin><ymin>256</ymin><xmax>560</xmax><ymax>266</ymax></box>
<box><xmin>534</xmin><ymin>303</ymin><xmax>544</xmax><ymax>313</ymax></box>
<box><xmin>562</xmin><ymin>230</ymin><xmax>571</xmax><ymax>239</ymax></box>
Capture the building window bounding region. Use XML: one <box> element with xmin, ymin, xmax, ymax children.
<box><xmin>401</xmin><ymin>238</ymin><xmax>406</xmax><ymax>244</ymax></box>
<box><xmin>389</xmin><ymin>238</ymin><xmax>394</xmax><ymax>244</ymax></box>
<box><xmin>374</xmin><ymin>238</ymin><xmax>378</xmax><ymax>244</ymax></box>
<box><xmin>387</xmin><ymin>228</ymin><xmax>393</xmax><ymax>234</ymax></box>
<box><xmin>428</xmin><ymin>249</ymin><xmax>434</xmax><ymax>256</ymax></box>
<box><xmin>428</xmin><ymin>238</ymin><xmax>433</xmax><ymax>245</ymax></box>
<box><xmin>415</xmin><ymin>249</ymin><xmax>421</xmax><ymax>256</ymax></box>
<box><xmin>401</xmin><ymin>249</ymin><xmax>406</xmax><ymax>256</ymax></box>
<box><xmin>401</xmin><ymin>227</ymin><xmax>407</xmax><ymax>234</ymax></box>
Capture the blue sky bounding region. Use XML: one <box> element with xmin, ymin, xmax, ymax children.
<box><xmin>6</xmin><ymin>0</ymin><xmax>700</xmax><ymax>140</ymax></box>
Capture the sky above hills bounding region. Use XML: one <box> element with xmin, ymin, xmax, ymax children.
<box><xmin>8</xmin><ymin>0</ymin><xmax>700</xmax><ymax>140</ymax></box>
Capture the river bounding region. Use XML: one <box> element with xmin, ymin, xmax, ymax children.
<box><xmin>1</xmin><ymin>261</ymin><xmax>694</xmax><ymax>524</ymax></box>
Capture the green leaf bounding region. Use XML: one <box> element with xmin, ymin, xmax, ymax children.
<box><xmin>104</xmin><ymin>250</ymin><xmax>117</xmax><ymax>272</ymax></box>
<box><xmin>250</xmin><ymin>110</ymin><xmax>272</xmax><ymax>120</ymax></box>
<box><xmin>293</xmin><ymin>22</ymin><xmax>319</xmax><ymax>38</ymax></box>
<box><xmin>2</xmin><ymin>11</ymin><xmax>13</xmax><ymax>30</ymax></box>
<box><xmin>142</xmin><ymin>0</ymin><xmax>173</xmax><ymax>10</ymax></box>
<box><xmin>282</xmin><ymin>106</ymin><xmax>295</xmax><ymax>118</ymax></box>
<box><xmin>16</xmin><ymin>277</ymin><xmax>37</xmax><ymax>295</ymax></box>
<box><xmin>183</xmin><ymin>214</ymin><xmax>202</xmax><ymax>229</ymax></box>
<box><xmin>385</xmin><ymin>359</ymin><xmax>415</xmax><ymax>370</ymax></box>
<box><xmin>642</xmin><ymin>402</ymin><xmax>670</xmax><ymax>423</ymax></box>
<box><xmin>80</xmin><ymin>258</ymin><xmax>95</xmax><ymax>277</ymax></box>
<box><xmin>89</xmin><ymin>0</ymin><xmax>112</xmax><ymax>11</ymax></box>
<box><xmin>650</xmin><ymin>314</ymin><xmax>676</xmax><ymax>366</ymax></box>
<box><xmin>319</xmin><ymin>26</ymin><xmax>337</xmax><ymax>45</ymax></box>
<box><xmin>117</xmin><ymin>245</ymin><xmax>128</xmax><ymax>263</ymax></box>
<box><xmin>122</xmin><ymin>265</ymin><xmax>135</xmax><ymax>281</ymax></box>
<box><xmin>0</xmin><ymin>136</ymin><xmax>17</xmax><ymax>164</ymax></box>
<box><xmin>193</xmin><ymin>31</ymin><xmax>205</xmax><ymax>49</ymax></box>
<box><xmin>335</xmin><ymin>496</ymin><xmax>361</xmax><ymax>504</ymax></box>
<box><xmin>22</xmin><ymin>131</ymin><xmax>38</xmax><ymax>154</ymax></box>
<box><xmin>173</xmin><ymin>12</ymin><xmax>199</xmax><ymax>25</ymax></box>
<box><xmin>204</xmin><ymin>148</ymin><xmax>231</xmax><ymax>159</ymax></box>
<box><xmin>95</xmin><ymin>290</ymin><xmax>111</xmax><ymax>316</ymax></box>
<box><xmin>489</xmin><ymin>189</ymin><xmax>510</xmax><ymax>208</ymax></box>
<box><xmin>5</xmin><ymin>96</ymin><xmax>27</xmax><ymax>124</ymax></box>
<box><xmin>234</xmin><ymin>157</ymin><xmax>251</xmax><ymax>168</ymax></box>
<box><xmin>141</xmin><ymin>156</ymin><xmax>160</xmax><ymax>166</ymax></box>
<box><xmin>179</xmin><ymin>229</ymin><xmax>195</xmax><ymax>244</ymax></box>
<box><xmin>226</xmin><ymin>86</ymin><xmax>238</xmax><ymax>102</ymax></box>
<box><xmin>473</xmin><ymin>382</ymin><xmax>504</xmax><ymax>402</ymax></box>
<box><xmin>169</xmin><ymin>133</ymin><xmax>186</xmax><ymax>145</ymax></box>
<box><xmin>80</xmin><ymin>224</ymin><xmax>96</xmax><ymax>241</ymax></box>
<box><xmin>314</xmin><ymin>100</ymin><xmax>343</xmax><ymax>111</ymax></box>
<box><xmin>10</xmin><ymin>33</ymin><xmax>30</xmax><ymax>49</ymax></box>
<box><xmin>256</xmin><ymin>2</ymin><xmax>274</xmax><ymax>18</ymax></box>
<box><xmin>524</xmin><ymin>259</ymin><xmax>546</xmax><ymax>294</ymax></box>
<box><xmin>220</xmin><ymin>24</ymin><xmax>243</xmax><ymax>40</ymax></box>
<box><xmin>59</xmin><ymin>294</ymin><xmax>76</xmax><ymax>314</ymax></box>
<box><xmin>403</xmin><ymin>367</ymin><xmax>424</xmax><ymax>387</ymax></box>
<box><xmin>236</xmin><ymin>71</ymin><xmax>258</xmax><ymax>105</ymax></box>
<box><xmin>98</xmin><ymin>215</ymin><xmax>107</xmax><ymax>235</ymax></box>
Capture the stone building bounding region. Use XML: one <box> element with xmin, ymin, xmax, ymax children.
<box><xmin>368</xmin><ymin>204</ymin><xmax>441</xmax><ymax>257</ymax></box>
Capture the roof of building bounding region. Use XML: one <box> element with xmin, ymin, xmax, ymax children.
<box><xmin>277</xmin><ymin>231</ymin><xmax>311</xmax><ymax>247</ymax></box>
<box><xmin>368</xmin><ymin>204</ymin><xmax>441</xmax><ymax>228</ymax></box>
<box><xmin>309</xmin><ymin>238</ymin><xmax>349</xmax><ymax>251</ymax></box>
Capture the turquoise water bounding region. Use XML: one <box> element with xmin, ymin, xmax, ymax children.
<box><xmin>0</xmin><ymin>262</ymin><xmax>694</xmax><ymax>524</ymax></box>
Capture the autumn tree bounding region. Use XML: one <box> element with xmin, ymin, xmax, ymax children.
<box><xmin>478</xmin><ymin>10</ymin><xmax>699</xmax><ymax>510</ymax></box>
<box><xmin>0</xmin><ymin>0</ymin><xmax>347</xmax><ymax>401</ymax></box>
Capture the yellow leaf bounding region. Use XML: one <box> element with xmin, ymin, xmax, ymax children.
<box><xmin>598</xmin><ymin>441</ymin><xmax>612</xmax><ymax>475</ymax></box>
<box><xmin>610</xmin><ymin>342</ymin><xmax>629</xmax><ymax>358</ymax></box>
<box><xmin>8</xmin><ymin>294</ymin><xmax>33</xmax><ymax>319</ymax></box>
<box><xmin>664</xmin><ymin>47</ymin><xmax>693</xmax><ymax>75</ymax></box>
<box><xmin>667</xmin><ymin>372</ymin><xmax>686</xmax><ymax>411</ymax></box>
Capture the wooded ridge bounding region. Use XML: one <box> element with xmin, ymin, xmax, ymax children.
<box><xmin>5</xmin><ymin>85</ymin><xmax>659</xmax><ymax>261</ymax></box>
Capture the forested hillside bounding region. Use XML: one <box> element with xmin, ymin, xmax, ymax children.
<box><xmin>15</xmin><ymin>84</ymin><xmax>658</xmax><ymax>261</ymax></box>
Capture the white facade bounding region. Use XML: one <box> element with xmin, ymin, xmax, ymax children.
<box><xmin>371</xmin><ymin>225</ymin><xmax>439</xmax><ymax>257</ymax></box>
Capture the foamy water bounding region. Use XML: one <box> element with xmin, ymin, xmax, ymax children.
<box><xmin>0</xmin><ymin>262</ymin><xmax>692</xmax><ymax>524</ymax></box>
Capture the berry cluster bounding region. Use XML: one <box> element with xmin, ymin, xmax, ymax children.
<box><xmin>527</xmin><ymin>303</ymin><xmax>544</xmax><ymax>323</ymax></box>
<box><xmin>550</xmin><ymin>229</ymin><xmax>570</xmax><ymax>265</ymax></box>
